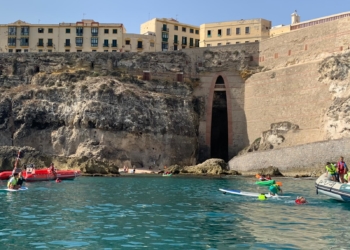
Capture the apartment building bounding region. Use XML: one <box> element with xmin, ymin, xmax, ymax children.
<box><xmin>199</xmin><ymin>18</ymin><xmax>271</xmax><ymax>47</ymax></box>
<box><xmin>0</xmin><ymin>19</ymin><xmax>155</xmax><ymax>53</ymax></box>
<box><xmin>140</xmin><ymin>18</ymin><xmax>200</xmax><ymax>51</ymax></box>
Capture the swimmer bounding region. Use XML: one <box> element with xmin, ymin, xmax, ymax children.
<box><xmin>295</xmin><ymin>196</ymin><xmax>307</xmax><ymax>204</ymax></box>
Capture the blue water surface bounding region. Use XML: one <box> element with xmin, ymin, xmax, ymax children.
<box><xmin>0</xmin><ymin>175</ymin><xmax>347</xmax><ymax>249</ymax></box>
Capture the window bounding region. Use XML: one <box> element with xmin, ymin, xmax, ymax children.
<box><xmin>66</xmin><ymin>28</ymin><xmax>70</xmax><ymax>34</ymax></box>
<box><xmin>24</xmin><ymin>49</ymin><xmax>29</xmax><ymax>52</ymax></box>
<box><xmin>76</xmin><ymin>37</ymin><xmax>83</xmax><ymax>46</ymax></box>
<box><xmin>162</xmin><ymin>32</ymin><xmax>168</xmax><ymax>42</ymax></box>
<box><xmin>182</xmin><ymin>36</ymin><xmax>187</xmax><ymax>45</ymax></box>
<box><xmin>162</xmin><ymin>24</ymin><xmax>168</xmax><ymax>31</ymax></box>
<box><xmin>77</xmin><ymin>50</ymin><xmax>82</xmax><ymax>52</ymax></box>
<box><xmin>104</xmin><ymin>50</ymin><xmax>108</xmax><ymax>52</ymax></box>
<box><xmin>207</xmin><ymin>44</ymin><xmax>211</xmax><ymax>47</ymax></box>
<box><xmin>190</xmin><ymin>38</ymin><xmax>194</xmax><ymax>47</ymax></box>
<box><xmin>103</xmin><ymin>39</ymin><xmax>109</xmax><ymax>47</ymax></box>
<box><xmin>38</xmin><ymin>39</ymin><xmax>44</xmax><ymax>46</ymax></box>
<box><xmin>91</xmin><ymin>37</ymin><xmax>98</xmax><ymax>47</ymax></box>
<box><xmin>174</xmin><ymin>45</ymin><xmax>178</xmax><ymax>51</ymax></box>
<box><xmin>112</xmin><ymin>50</ymin><xmax>117</xmax><ymax>52</ymax></box>
<box><xmin>8</xmin><ymin>37</ymin><xmax>16</xmax><ymax>46</ymax></box>
<box><xmin>137</xmin><ymin>41</ymin><xmax>143</xmax><ymax>49</ymax></box>
<box><xmin>195</xmin><ymin>39</ymin><xmax>199</xmax><ymax>47</ymax></box>
<box><xmin>245</xmin><ymin>41</ymin><xmax>249</xmax><ymax>43</ymax></box>
<box><xmin>226</xmin><ymin>42</ymin><xmax>230</xmax><ymax>45</ymax></box>
<box><xmin>174</xmin><ymin>26</ymin><xmax>178</xmax><ymax>30</ymax></box>
<box><xmin>236</xmin><ymin>27</ymin><xmax>240</xmax><ymax>35</ymax></box>
<box><xmin>255</xmin><ymin>40</ymin><xmax>259</xmax><ymax>42</ymax></box>
<box><xmin>8</xmin><ymin>27</ymin><xmax>16</xmax><ymax>36</ymax></box>
<box><xmin>207</xmin><ymin>30</ymin><xmax>211</xmax><ymax>37</ymax></box>
<box><xmin>190</xmin><ymin>28</ymin><xmax>194</xmax><ymax>33</ymax></box>
<box><xmin>91</xmin><ymin>27</ymin><xmax>98</xmax><ymax>36</ymax></box>
<box><xmin>195</xmin><ymin>30</ymin><xmax>199</xmax><ymax>34</ymax></box>
<box><xmin>182</xmin><ymin>27</ymin><xmax>186</xmax><ymax>32</ymax></box>
<box><xmin>150</xmin><ymin>42</ymin><xmax>154</xmax><ymax>47</ymax></box>
<box><xmin>65</xmin><ymin>50</ymin><xmax>70</xmax><ymax>52</ymax></box>
<box><xmin>65</xmin><ymin>39</ymin><xmax>70</xmax><ymax>46</ymax></box>
<box><xmin>174</xmin><ymin>35</ymin><xmax>178</xmax><ymax>43</ymax></box>
<box><xmin>38</xmin><ymin>28</ymin><xmax>44</xmax><ymax>33</ymax></box>
<box><xmin>217</xmin><ymin>43</ymin><xmax>221</xmax><ymax>46</ymax></box>
<box><xmin>218</xmin><ymin>29</ymin><xmax>222</xmax><ymax>37</ymax></box>
<box><xmin>20</xmin><ymin>37</ymin><xmax>29</xmax><ymax>46</ymax></box>
<box><xmin>38</xmin><ymin>49</ymin><xmax>43</xmax><ymax>53</ymax></box>
<box><xmin>104</xmin><ymin>29</ymin><xmax>109</xmax><ymax>34</ymax></box>
<box><xmin>245</xmin><ymin>27</ymin><xmax>250</xmax><ymax>34</ymax></box>
<box><xmin>9</xmin><ymin>49</ymin><xmax>13</xmax><ymax>53</ymax></box>
<box><xmin>112</xmin><ymin>39</ymin><xmax>117</xmax><ymax>47</ymax></box>
<box><xmin>236</xmin><ymin>42</ymin><xmax>240</xmax><ymax>44</ymax></box>
<box><xmin>48</xmin><ymin>28</ymin><xmax>53</xmax><ymax>33</ymax></box>
<box><xmin>76</xmin><ymin>27</ymin><xmax>83</xmax><ymax>36</ymax></box>
<box><xmin>162</xmin><ymin>42</ymin><xmax>168</xmax><ymax>51</ymax></box>
<box><xmin>125</xmin><ymin>40</ymin><xmax>130</xmax><ymax>45</ymax></box>
<box><xmin>21</xmin><ymin>26</ymin><xmax>29</xmax><ymax>36</ymax></box>
<box><xmin>226</xmin><ymin>28</ymin><xmax>231</xmax><ymax>35</ymax></box>
<box><xmin>48</xmin><ymin>50</ymin><xmax>52</xmax><ymax>52</ymax></box>
<box><xmin>47</xmin><ymin>39</ymin><xmax>53</xmax><ymax>47</ymax></box>
<box><xmin>16</xmin><ymin>49</ymin><xmax>21</xmax><ymax>52</ymax></box>
<box><xmin>92</xmin><ymin>50</ymin><xmax>96</xmax><ymax>52</ymax></box>
<box><xmin>113</xmin><ymin>29</ymin><xmax>117</xmax><ymax>34</ymax></box>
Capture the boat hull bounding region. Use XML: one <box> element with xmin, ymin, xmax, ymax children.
<box><xmin>315</xmin><ymin>173</ymin><xmax>350</xmax><ymax>201</ymax></box>
<box><xmin>0</xmin><ymin>169</ymin><xmax>80</xmax><ymax>181</ymax></box>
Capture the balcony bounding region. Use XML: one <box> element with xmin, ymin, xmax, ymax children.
<box><xmin>137</xmin><ymin>45</ymin><xmax>143</xmax><ymax>50</ymax></box>
<box><xmin>103</xmin><ymin>44</ymin><xmax>109</xmax><ymax>47</ymax></box>
<box><xmin>76</xmin><ymin>43</ymin><xmax>83</xmax><ymax>47</ymax></box>
<box><xmin>91</xmin><ymin>43</ymin><xmax>98</xmax><ymax>47</ymax></box>
<box><xmin>111</xmin><ymin>43</ymin><xmax>117</xmax><ymax>48</ymax></box>
<box><xmin>207</xmin><ymin>34</ymin><xmax>212</xmax><ymax>38</ymax></box>
<box><xmin>182</xmin><ymin>42</ymin><xmax>187</xmax><ymax>45</ymax></box>
<box><xmin>162</xmin><ymin>38</ymin><xmax>168</xmax><ymax>42</ymax></box>
<box><xmin>162</xmin><ymin>27</ymin><xmax>169</xmax><ymax>32</ymax></box>
<box><xmin>21</xmin><ymin>32</ymin><xmax>29</xmax><ymax>36</ymax></box>
<box><xmin>174</xmin><ymin>40</ymin><xmax>178</xmax><ymax>44</ymax></box>
<box><xmin>47</xmin><ymin>43</ymin><xmax>53</xmax><ymax>47</ymax></box>
<box><xmin>20</xmin><ymin>42</ymin><xmax>29</xmax><ymax>46</ymax></box>
<box><xmin>76</xmin><ymin>32</ymin><xmax>83</xmax><ymax>36</ymax></box>
<box><xmin>37</xmin><ymin>42</ymin><xmax>44</xmax><ymax>47</ymax></box>
<box><xmin>8</xmin><ymin>43</ymin><xmax>16</xmax><ymax>47</ymax></box>
<box><xmin>91</xmin><ymin>32</ymin><xmax>98</xmax><ymax>37</ymax></box>
<box><xmin>190</xmin><ymin>43</ymin><xmax>194</xmax><ymax>47</ymax></box>
<box><xmin>8</xmin><ymin>32</ymin><xmax>16</xmax><ymax>36</ymax></box>
<box><xmin>64</xmin><ymin>43</ymin><xmax>71</xmax><ymax>47</ymax></box>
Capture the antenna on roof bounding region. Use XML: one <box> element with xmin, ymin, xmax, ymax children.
<box><xmin>176</xmin><ymin>14</ymin><xmax>178</xmax><ymax>20</ymax></box>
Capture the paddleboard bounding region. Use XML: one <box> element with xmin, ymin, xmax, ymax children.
<box><xmin>0</xmin><ymin>187</ymin><xmax>28</xmax><ymax>192</ymax></box>
<box><xmin>219</xmin><ymin>188</ymin><xmax>291</xmax><ymax>198</ymax></box>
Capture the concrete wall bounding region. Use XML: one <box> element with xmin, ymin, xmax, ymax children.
<box><xmin>244</xmin><ymin>61</ymin><xmax>333</xmax><ymax>146</ymax></box>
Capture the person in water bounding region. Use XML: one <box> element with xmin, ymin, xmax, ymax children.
<box><xmin>295</xmin><ymin>196</ymin><xmax>307</xmax><ymax>204</ymax></box>
<box><xmin>259</xmin><ymin>175</ymin><xmax>267</xmax><ymax>181</ymax></box>
<box><xmin>325</xmin><ymin>162</ymin><xmax>337</xmax><ymax>181</ymax></box>
<box><xmin>258</xmin><ymin>193</ymin><xmax>267</xmax><ymax>200</ymax></box>
<box><xmin>265</xmin><ymin>174</ymin><xmax>272</xmax><ymax>180</ymax></box>
<box><xmin>337</xmin><ymin>156</ymin><xmax>347</xmax><ymax>183</ymax></box>
<box><xmin>7</xmin><ymin>173</ymin><xmax>20</xmax><ymax>190</ymax></box>
<box><xmin>16</xmin><ymin>172</ymin><xmax>25</xmax><ymax>187</ymax></box>
<box><xmin>269</xmin><ymin>183</ymin><xmax>282</xmax><ymax>196</ymax></box>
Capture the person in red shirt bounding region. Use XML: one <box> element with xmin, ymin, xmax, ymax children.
<box><xmin>337</xmin><ymin>156</ymin><xmax>347</xmax><ymax>183</ymax></box>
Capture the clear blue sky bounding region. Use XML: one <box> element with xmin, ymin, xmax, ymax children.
<box><xmin>1</xmin><ymin>0</ymin><xmax>350</xmax><ymax>33</ymax></box>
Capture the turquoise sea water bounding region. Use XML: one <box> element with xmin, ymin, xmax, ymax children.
<box><xmin>0</xmin><ymin>175</ymin><xmax>348</xmax><ymax>249</ymax></box>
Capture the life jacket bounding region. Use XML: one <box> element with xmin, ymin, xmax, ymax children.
<box><xmin>338</xmin><ymin>161</ymin><xmax>346</xmax><ymax>172</ymax></box>
<box><xmin>258</xmin><ymin>194</ymin><xmax>266</xmax><ymax>200</ymax></box>
<box><xmin>326</xmin><ymin>164</ymin><xmax>336</xmax><ymax>174</ymax></box>
<box><xmin>7</xmin><ymin>177</ymin><xmax>17</xmax><ymax>188</ymax></box>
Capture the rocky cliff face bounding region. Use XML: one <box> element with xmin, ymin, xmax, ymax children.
<box><xmin>0</xmin><ymin>52</ymin><xmax>201</xmax><ymax>173</ymax></box>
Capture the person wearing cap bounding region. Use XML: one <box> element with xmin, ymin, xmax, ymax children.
<box><xmin>269</xmin><ymin>183</ymin><xmax>282</xmax><ymax>196</ymax></box>
<box><xmin>325</xmin><ymin>162</ymin><xmax>337</xmax><ymax>181</ymax></box>
<box><xmin>7</xmin><ymin>173</ymin><xmax>20</xmax><ymax>190</ymax></box>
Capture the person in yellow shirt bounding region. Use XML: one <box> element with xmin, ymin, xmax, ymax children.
<box><xmin>7</xmin><ymin>173</ymin><xmax>20</xmax><ymax>190</ymax></box>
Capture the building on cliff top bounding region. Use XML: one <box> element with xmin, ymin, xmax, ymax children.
<box><xmin>0</xmin><ymin>19</ymin><xmax>156</xmax><ymax>53</ymax></box>
<box><xmin>270</xmin><ymin>10</ymin><xmax>350</xmax><ymax>37</ymax></box>
<box><xmin>199</xmin><ymin>18</ymin><xmax>271</xmax><ymax>47</ymax></box>
<box><xmin>140</xmin><ymin>18</ymin><xmax>200</xmax><ymax>51</ymax></box>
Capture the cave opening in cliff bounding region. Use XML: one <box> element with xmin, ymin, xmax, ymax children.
<box><xmin>211</xmin><ymin>89</ymin><xmax>228</xmax><ymax>162</ymax></box>
<box><xmin>216</xmin><ymin>75</ymin><xmax>224</xmax><ymax>84</ymax></box>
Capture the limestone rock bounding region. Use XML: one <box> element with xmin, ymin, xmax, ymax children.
<box><xmin>257</xmin><ymin>166</ymin><xmax>283</xmax><ymax>177</ymax></box>
<box><xmin>168</xmin><ymin>158</ymin><xmax>229</xmax><ymax>175</ymax></box>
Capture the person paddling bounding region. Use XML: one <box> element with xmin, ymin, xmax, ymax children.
<box><xmin>269</xmin><ymin>183</ymin><xmax>282</xmax><ymax>196</ymax></box>
<box><xmin>7</xmin><ymin>173</ymin><xmax>20</xmax><ymax>190</ymax></box>
<box><xmin>16</xmin><ymin>172</ymin><xmax>25</xmax><ymax>187</ymax></box>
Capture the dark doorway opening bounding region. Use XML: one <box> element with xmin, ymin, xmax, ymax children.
<box><xmin>216</xmin><ymin>75</ymin><xmax>224</xmax><ymax>84</ymax></box>
<box><xmin>210</xmin><ymin>90</ymin><xmax>228</xmax><ymax>161</ymax></box>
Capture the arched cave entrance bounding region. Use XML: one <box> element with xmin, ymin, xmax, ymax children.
<box><xmin>210</xmin><ymin>76</ymin><xmax>228</xmax><ymax>162</ymax></box>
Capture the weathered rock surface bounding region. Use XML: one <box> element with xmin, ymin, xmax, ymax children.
<box><xmin>0</xmin><ymin>52</ymin><xmax>204</xmax><ymax>173</ymax></box>
<box><xmin>167</xmin><ymin>158</ymin><xmax>239</xmax><ymax>175</ymax></box>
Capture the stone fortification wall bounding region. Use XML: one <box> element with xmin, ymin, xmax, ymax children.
<box><xmin>229</xmin><ymin>137</ymin><xmax>350</xmax><ymax>176</ymax></box>
<box><xmin>244</xmin><ymin>61</ymin><xmax>333</xmax><ymax>146</ymax></box>
<box><xmin>259</xmin><ymin>17</ymin><xmax>350</xmax><ymax>70</ymax></box>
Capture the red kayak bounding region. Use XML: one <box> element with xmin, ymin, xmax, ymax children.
<box><xmin>0</xmin><ymin>167</ymin><xmax>80</xmax><ymax>182</ymax></box>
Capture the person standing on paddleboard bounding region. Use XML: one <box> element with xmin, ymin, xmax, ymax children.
<box><xmin>269</xmin><ymin>183</ymin><xmax>282</xmax><ymax>196</ymax></box>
